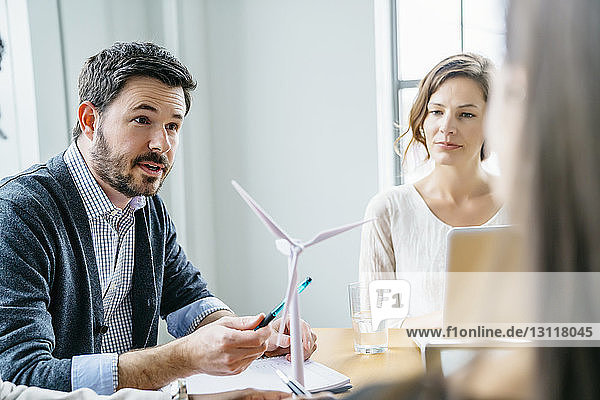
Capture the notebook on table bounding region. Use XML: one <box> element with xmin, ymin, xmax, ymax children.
<box><xmin>186</xmin><ymin>356</ymin><xmax>351</xmax><ymax>394</ymax></box>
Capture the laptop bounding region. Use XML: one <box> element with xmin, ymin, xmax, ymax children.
<box><xmin>416</xmin><ymin>225</ymin><xmax>532</xmax><ymax>376</ymax></box>
<box><xmin>443</xmin><ymin>225</ymin><xmax>531</xmax><ymax>327</ymax></box>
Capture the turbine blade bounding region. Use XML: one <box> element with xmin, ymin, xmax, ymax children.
<box><xmin>231</xmin><ymin>180</ymin><xmax>293</xmax><ymax>242</ymax></box>
<box><xmin>302</xmin><ymin>218</ymin><xmax>375</xmax><ymax>248</ymax></box>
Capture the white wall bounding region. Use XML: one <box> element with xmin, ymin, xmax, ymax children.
<box><xmin>204</xmin><ymin>0</ymin><xmax>378</xmax><ymax>327</ymax></box>
<box><xmin>22</xmin><ymin>0</ymin><xmax>378</xmax><ymax>329</ymax></box>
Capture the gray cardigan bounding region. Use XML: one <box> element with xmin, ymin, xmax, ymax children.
<box><xmin>0</xmin><ymin>153</ymin><xmax>214</xmax><ymax>391</ymax></box>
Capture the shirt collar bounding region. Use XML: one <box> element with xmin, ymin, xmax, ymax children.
<box><xmin>63</xmin><ymin>142</ymin><xmax>146</xmax><ymax>219</ymax></box>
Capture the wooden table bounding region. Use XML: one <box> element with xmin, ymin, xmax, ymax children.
<box><xmin>311</xmin><ymin>328</ymin><xmax>424</xmax><ymax>393</ymax></box>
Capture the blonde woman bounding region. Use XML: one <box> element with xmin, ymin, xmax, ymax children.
<box><xmin>359</xmin><ymin>54</ymin><xmax>508</xmax><ymax>325</ymax></box>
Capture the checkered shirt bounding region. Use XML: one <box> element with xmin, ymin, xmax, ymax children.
<box><xmin>64</xmin><ymin>143</ymin><xmax>146</xmax><ymax>390</ymax></box>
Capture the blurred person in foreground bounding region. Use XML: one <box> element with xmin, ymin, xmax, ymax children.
<box><xmin>349</xmin><ymin>0</ymin><xmax>600</xmax><ymax>398</ymax></box>
<box><xmin>489</xmin><ymin>0</ymin><xmax>600</xmax><ymax>397</ymax></box>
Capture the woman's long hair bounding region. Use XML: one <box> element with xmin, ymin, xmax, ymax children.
<box><xmin>507</xmin><ymin>0</ymin><xmax>600</xmax><ymax>398</ymax></box>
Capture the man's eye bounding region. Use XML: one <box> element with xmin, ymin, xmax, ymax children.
<box><xmin>133</xmin><ymin>116</ymin><xmax>151</xmax><ymax>124</ymax></box>
<box><xmin>166</xmin><ymin>123</ymin><xmax>179</xmax><ymax>131</ymax></box>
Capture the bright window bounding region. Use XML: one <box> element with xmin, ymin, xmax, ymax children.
<box><xmin>0</xmin><ymin>0</ymin><xmax>39</xmax><ymax>180</ymax></box>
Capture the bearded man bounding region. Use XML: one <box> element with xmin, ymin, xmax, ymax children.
<box><xmin>0</xmin><ymin>41</ymin><xmax>316</xmax><ymax>396</ymax></box>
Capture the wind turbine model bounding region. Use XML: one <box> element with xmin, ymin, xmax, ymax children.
<box><xmin>231</xmin><ymin>180</ymin><xmax>372</xmax><ymax>385</ymax></box>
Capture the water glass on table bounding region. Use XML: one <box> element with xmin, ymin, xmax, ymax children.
<box><xmin>348</xmin><ymin>282</ymin><xmax>388</xmax><ymax>354</ymax></box>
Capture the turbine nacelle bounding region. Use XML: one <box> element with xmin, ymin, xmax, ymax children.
<box><xmin>276</xmin><ymin>239</ymin><xmax>304</xmax><ymax>256</ymax></box>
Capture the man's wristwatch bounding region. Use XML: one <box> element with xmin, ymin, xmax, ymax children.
<box><xmin>171</xmin><ymin>379</ymin><xmax>188</xmax><ymax>400</ymax></box>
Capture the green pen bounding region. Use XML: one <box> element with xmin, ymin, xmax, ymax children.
<box><xmin>254</xmin><ymin>277</ymin><xmax>312</xmax><ymax>330</ymax></box>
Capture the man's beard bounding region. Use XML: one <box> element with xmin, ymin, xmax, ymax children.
<box><xmin>89</xmin><ymin>126</ymin><xmax>171</xmax><ymax>198</ymax></box>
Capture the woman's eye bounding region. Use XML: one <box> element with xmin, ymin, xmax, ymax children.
<box><xmin>133</xmin><ymin>116</ymin><xmax>151</xmax><ymax>124</ymax></box>
<box><xmin>460</xmin><ymin>112</ymin><xmax>475</xmax><ymax>118</ymax></box>
<box><xmin>429</xmin><ymin>110</ymin><xmax>442</xmax><ymax>115</ymax></box>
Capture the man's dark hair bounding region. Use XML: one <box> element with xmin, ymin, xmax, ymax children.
<box><xmin>0</xmin><ymin>35</ymin><xmax>4</xmax><ymax>71</ymax></box>
<box><xmin>73</xmin><ymin>41</ymin><xmax>196</xmax><ymax>138</ymax></box>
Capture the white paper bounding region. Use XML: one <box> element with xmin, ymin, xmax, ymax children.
<box><xmin>186</xmin><ymin>357</ymin><xmax>350</xmax><ymax>394</ymax></box>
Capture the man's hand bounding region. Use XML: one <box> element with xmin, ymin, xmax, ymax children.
<box><xmin>118</xmin><ymin>314</ymin><xmax>271</xmax><ymax>390</ymax></box>
<box><xmin>263</xmin><ymin>317</ymin><xmax>317</xmax><ymax>361</ymax></box>
<box><xmin>182</xmin><ymin>314</ymin><xmax>272</xmax><ymax>376</ymax></box>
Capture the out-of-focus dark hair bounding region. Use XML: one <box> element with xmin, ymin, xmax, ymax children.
<box><xmin>0</xmin><ymin>35</ymin><xmax>4</xmax><ymax>71</ymax></box>
<box><xmin>395</xmin><ymin>53</ymin><xmax>493</xmax><ymax>162</ymax></box>
<box><xmin>507</xmin><ymin>0</ymin><xmax>600</xmax><ymax>398</ymax></box>
<box><xmin>72</xmin><ymin>41</ymin><xmax>197</xmax><ymax>139</ymax></box>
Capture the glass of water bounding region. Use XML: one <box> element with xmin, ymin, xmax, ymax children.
<box><xmin>348</xmin><ymin>282</ymin><xmax>388</xmax><ymax>354</ymax></box>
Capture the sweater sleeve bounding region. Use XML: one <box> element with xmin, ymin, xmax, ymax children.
<box><xmin>358</xmin><ymin>192</ymin><xmax>397</xmax><ymax>283</ymax></box>
<box><xmin>0</xmin><ymin>199</ymin><xmax>72</xmax><ymax>391</ymax></box>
